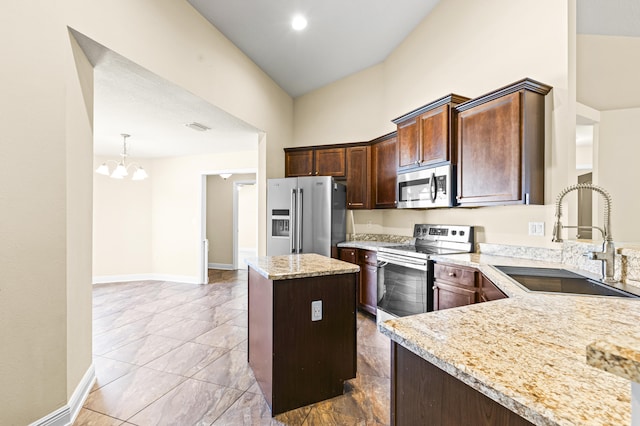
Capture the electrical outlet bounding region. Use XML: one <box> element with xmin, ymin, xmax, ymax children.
<box><xmin>311</xmin><ymin>300</ymin><xmax>322</xmax><ymax>321</ymax></box>
<box><xmin>528</xmin><ymin>222</ymin><xmax>545</xmax><ymax>236</ymax></box>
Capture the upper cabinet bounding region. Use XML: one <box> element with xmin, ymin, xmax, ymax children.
<box><xmin>455</xmin><ymin>78</ymin><xmax>551</xmax><ymax>207</ymax></box>
<box><xmin>346</xmin><ymin>146</ymin><xmax>372</xmax><ymax>209</ymax></box>
<box><xmin>392</xmin><ymin>94</ymin><xmax>470</xmax><ymax>171</ymax></box>
<box><xmin>371</xmin><ymin>132</ymin><xmax>398</xmax><ymax>209</ymax></box>
<box><xmin>285</xmin><ymin>147</ymin><xmax>346</xmax><ymax>177</ymax></box>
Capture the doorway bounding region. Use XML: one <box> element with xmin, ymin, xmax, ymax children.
<box><xmin>201</xmin><ymin>170</ymin><xmax>257</xmax><ymax>283</ymax></box>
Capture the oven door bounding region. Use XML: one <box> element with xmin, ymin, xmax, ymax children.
<box><xmin>376</xmin><ymin>253</ymin><xmax>430</xmax><ymax>322</ymax></box>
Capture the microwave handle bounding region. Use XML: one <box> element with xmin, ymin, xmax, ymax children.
<box><xmin>429</xmin><ymin>172</ymin><xmax>437</xmax><ymax>202</ymax></box>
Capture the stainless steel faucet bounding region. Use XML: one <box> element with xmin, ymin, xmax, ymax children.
<box><xmin>552</xmin><ymin>183</ymin><xmax>615</xmax><ymax>283</ymax></box>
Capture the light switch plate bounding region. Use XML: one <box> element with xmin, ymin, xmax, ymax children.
<box><xmin>528</xmin><ymin>222</ymin><xmax>545</xmax><ymax>236</ymax></box>
<box><xmin>311</xmin><ymin>300</ymin><xmax>322</xmax><ymax>321</ymax></box>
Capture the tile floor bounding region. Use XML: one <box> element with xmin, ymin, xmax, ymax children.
<box><xmin>76</xmin><ymin>269</ymin><xmax>391</xmax><ymax>425</ymax></box>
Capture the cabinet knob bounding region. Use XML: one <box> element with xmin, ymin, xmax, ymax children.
<box><xmin>448</xmin><ymin>272</ymin><xmax>456</xmax><ymax>277</ymax></box>
<box><xmin>364</xmin><ymin>255</ymin><xmax>368</xmax><ymax>259</ymax></box>
<box><xmin>308</xmin><ymin>172</ymin><xmax>312</xmax><ymax>175</ymax></box>
<box><xmin>315</xmin><ymin>172</ymin><xmax>319</xmax><ymax>175</ymax></box>
<box><xmin>432</xmin><ymin>286</ymin><xmax>437</xmax><ymax>290</ymax></box>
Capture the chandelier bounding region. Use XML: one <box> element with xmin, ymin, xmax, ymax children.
<box><xmin>95</xmin><ymin>134</ymin><xmax>149</xmax><ymax>180</ymax></box>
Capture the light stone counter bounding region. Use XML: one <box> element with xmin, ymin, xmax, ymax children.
<box><xmin>380</xmin><ymin>252</ymin><xmax>640</xmax><ymax>425</ymax></box>
<box><xmin>337</xmin><ymin>240</ymin><xmax>403</xmax><ymax>251</ymax></box>
<box><xmin>245</xmin><ymin>253</ymin><xmax>359</xmax><ymax>280</ymax></box>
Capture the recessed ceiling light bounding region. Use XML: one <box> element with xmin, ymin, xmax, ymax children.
<box><xmin>291</xmin><ymin>15</ymin><xmax>307</xmax><ymax>31</ymax></box>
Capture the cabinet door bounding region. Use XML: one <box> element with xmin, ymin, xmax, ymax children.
<box><xmin>433</xmin><ymin>281</ymin><xmax>476</xmax><ymax>311</ymax></box>
<box><xmin>419</xmin><ymin>105</ymin><xmax>450</xmax><ymax>165</ymax></box>
<box><xmin>372</xmin><ymin>136</ymin><xmax>398</xmax><ymax>209</ymax></box>
<box><xmin>359</xmin><ymin>263</ymin><xmax>378</xmax><ymax>315</ymax></box>
<box><xmin>315</xmin><ymin>148</ymin><xmax>346</xmax><ymax>177</ymax></box>
<box><xmin>346</xmin><ymin>146</ymin><xmax>371</xmax><ymax>209</ymax></box>
<box><xmin>457</xmin><ymin>92</ymin><xmax>522</xmax><ymax>205</ymax></box>
<box><xmin>480</xmin><ymin>274</ymin><xmax>507</xmax><ymax>302</ymax></box>
<box><xmin>285</xmin><ymin>150</ymin><xmax>314</xmax><ymax>177</ymax></box>
<box><xmin>397</xmin><ymin>118</ymin><xmax>420</xmax><ymax>169</ymax></box>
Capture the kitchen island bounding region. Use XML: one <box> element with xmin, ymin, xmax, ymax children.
<box><xmin>380</xmin><ymin>252</ymin><xmax>640</xmax><ymax>426</ymax></box>
<box><xmin>245</xmin><ymin>253</ymin><xmax>359</xmax><ymax>415</ymax></box>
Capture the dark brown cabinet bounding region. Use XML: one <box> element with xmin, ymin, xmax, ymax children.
<box><xmin>339</xmin><ymin>247</ymin><xmax>377</xmax><ymax>315</ymax></box>
<box><xmin>248</xmin><ymin>266</ymin><xmax>357</xmax><ymax>415</ymax></box>
<box><xmin>391</xmin><ymin>342</ymin><xmax>534</xmax><ymax>426</ymax></box>
<box><xmin>338</xmin><ymin>247</ymin><xmax>356</xmax><ymax>264</ymax></box>
<box><xmin>434</xmin><ymin>263</ymin><xmax>509</xmax><ymax>311</ymax></box>
<box><xmin>456</xmin><ymin>78</ymin><xmax>551</xmax><ymax>207</ymax></box>
<box><xmin>371</xmin><ymin>132</ymin><xmax>398</xmax><ymax>209</ymax></box>
<box><xmin>346</xmin><ymin>146</ymin><xmax>371</xmax><ymax>209</ymax></box>
<box><xmin>357</xmin><ymin>250</ymin><xmax>377</xmax><ymax>315</ymax></box>
<box><xmin>393</xmin><ymin>94</ymin><xmax>470</xmax><ymax>171</ymax></box>
<box><xmin>433</xmin><ymin>263</ymin><xmax>478</xmax><ymax>311</ymax></box>
<box><xmin>285</xmin><ymin>147</ymin><xmax>346</xmax><ymax>177</ymax></box>
<box><xmin>480</xmin><ymin>274</ymin><xmax>507</xmax><ymax>302</ymax></box>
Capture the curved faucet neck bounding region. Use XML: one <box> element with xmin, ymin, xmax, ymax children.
<box><xmin>552</xmin><ymin>183</ymin><xmax>612</xmax><ymax>243</ymax></box>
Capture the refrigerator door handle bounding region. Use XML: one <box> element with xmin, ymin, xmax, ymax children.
<box><xmin>297</xmin><ymin>188</ymin><xmax>303</xmax><ymax>253</ymax></box>
<box><xmin>290</xmin><ymin>189</ymin><xmax>296</xmax><ymax>253</ymax></box>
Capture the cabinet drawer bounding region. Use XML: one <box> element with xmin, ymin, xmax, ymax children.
<box><xmin>357</xmin><ymin>250</ymin><xmax>377</xmax><ymax>266</ymax></box>
<box><xmin>434</xmin><ymin>263</ymin><xmax>476</xmax><ymax>288</ymax></box>
<box><xmin>338</xmin><ymin>248</ymin><xmax>357</xmax><ymax>264</ymax></box>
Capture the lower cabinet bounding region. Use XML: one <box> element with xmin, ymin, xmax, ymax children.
<box><xmin>339</xmin><ymin>247</ymin><xmax>377</xmax><ymax>315</ymax></box>
<box><xmin>433</xmin><ymin>263</ymin><xmax>508</xmax><ymax>311</ymax></box>
<box><xmin>391</xmin><ymin>342</ymin><xmax>534</xmax><ymax>426</ymax></box>
<box><xmin>433</xmin><ymin>263</ymin><xmax>478</xmax><ymax>311</ymax></box>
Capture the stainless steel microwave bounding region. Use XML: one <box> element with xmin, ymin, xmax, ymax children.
<box><xmin>397</xmin><ymin>164</ymin><xmax>454</xmax><ymax>208</ymax></box>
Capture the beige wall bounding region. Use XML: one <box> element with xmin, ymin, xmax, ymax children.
<box><xmin>151</xmin><ymin>153</ymin><xmax>258</xmax><ymax>278</ymax></box>
<box><xmin>295</xmin><ymin>0</ymin><xmax>573</xmax><ymax>248</ymax></box>
<box><xmin>238</xmin><ymin>183</ymin><xmax>258</xmax><ymax>249</ymax></box>
<box><xmin>597</xmin><ymin>108</ymin><xmax>640</xmax><ymax>243</ymax></box>
<box><xmin>577</xmin><ymin>34</ymin><xmax>640</xmax><ymax>111</ymax></box>
<box><xmin>206</xmin><ymin>173</ymin><xmax>256</xmax><ymax>266</ymax></box>
<box><xmin>1</xmin><ymin>4</ymin><xmax>71</xmax><ymax>423</ymax></box>
<box><xmin>2</xmin><ymin>0</ymin><xmax>292</xmax><ymax>423</ymax></box>
<box><xmin>93</xmin><ymin>156</ymin><xmax>153</xmax><ymax>277</ymax></box>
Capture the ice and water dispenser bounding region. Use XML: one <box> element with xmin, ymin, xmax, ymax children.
<box><xmin>271</xmin><ymin>209</ymin><xmax>290</xmax><ymax>237</ymax></box>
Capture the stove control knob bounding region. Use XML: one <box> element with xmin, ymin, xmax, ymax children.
<box><xmin>451</xmin><ymin>230</ymin><xmax>457</xmax><ymax>236</ymax></box>
<box><xmin>460</xmin><ymin>231</ymin><xmax>465</xmax><ymax>236</ymax></box>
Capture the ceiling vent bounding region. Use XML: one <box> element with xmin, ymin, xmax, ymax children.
<box><xmin>185</xmin><ymin>122</ymin><xmax>211</xmax><ymax>132</ymax></box>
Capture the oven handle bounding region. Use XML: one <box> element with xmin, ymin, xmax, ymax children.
<box><xmin>377</xmin><ymin>256</ymin><xmax>428</xmax><ymax>271</ymax></box>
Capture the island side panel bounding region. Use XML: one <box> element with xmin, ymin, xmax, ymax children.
<box><xmin>391</xmin><ymin>343</ymin><xmax>534</xmax><ymax>426</ymax></box>
<box><xmin>272</xmin><ymin>272</ymin><xmax>357</xmax><ymax>415</ymax></box>
<box><xmin>248</xmin><ymin>267</ymin><xmax>274</xmax><ymax>408</ymax></box>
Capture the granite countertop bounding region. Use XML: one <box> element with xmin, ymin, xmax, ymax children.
<box><xmin>337</xmin><ymin>240</ymin><xmax>404</xmax><ymax>251</ymax></box>
<box><xmin>587</xmin><ymin>336</ymin><xmax>640</xmax><ymax>383</ymax></box>
<box><xmin>245</xmin><ymin>253</ymin><xmax>359</xmax><ymax>280</ymax></box>
<box><xmin>379</xmin><ymin>252</ymin><xmax>640</xmax><ymax>426</ymax></box>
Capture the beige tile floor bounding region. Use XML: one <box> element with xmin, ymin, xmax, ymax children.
<box><xmin>76</xmin><ymin>269</ymin><xmax>390</xmax><ymax>425</ymax></box>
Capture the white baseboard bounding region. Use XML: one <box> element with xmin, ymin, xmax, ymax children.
<box><xmin>92</xmin><ymin>273</ymin><xmax>200</xmax><ymax>285</ymax></box>
<box><xmin>208</xmin><ymin>263</ymin><xmax>234</xmax><ymax>270</ymax></box>
<box><xmin>29</xmin><ymin>363</ymin><xmax>95</xmax><ymax>426</ymax></box>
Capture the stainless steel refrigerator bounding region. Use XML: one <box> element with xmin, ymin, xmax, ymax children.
<box><xmin>267</xmin><ymin>176</ymin><xmax>346</xmax><ymax>257</ymax></box>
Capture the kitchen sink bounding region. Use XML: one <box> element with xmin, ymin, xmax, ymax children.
<box><xmin>494</xmin><ymin>266</ymin><xmax>640</xmax><ymax>298</ymax></box>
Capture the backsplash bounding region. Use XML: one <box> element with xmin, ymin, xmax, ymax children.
<box><xmin>346</xmin><ymin>233</ymin><xmax>413</xmax><ymax>243</ymax></box>
<box><xmin>348</xmin><ymin>233</ymin><xmax>640</xmax><ymax>288</ymax></box>
<box><xmin>480</xmin><ymin>241</ymin><xmax>640</xmax><ymax>288</ymax></box>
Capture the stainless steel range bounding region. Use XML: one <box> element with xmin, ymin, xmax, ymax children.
<box><xmin>376</xmin><ymin>224</ymin><xmax>474</xmax><ymax>324</ymax></box>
